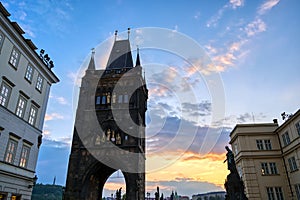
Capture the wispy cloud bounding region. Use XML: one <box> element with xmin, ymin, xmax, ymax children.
<box><xmin>206</xmin><ymin>0</ymin><xmax>244</xmax><ymax>27</ymax></box>
<box><xmin>258</xmin><ymin>0</ymin><xmax>280</xmax><ymax>15</ymax></box>
<box><xmin>229</xmin><ymin>0</ymin><xmax>244</xmax><ymax>9</ymax></box>
<box><xmin>244</xmin><ymin>18</ymin><xmax>267</xmax><ymax>37</ymax></box>
<box><xmin>50</xmin><ymin>95</ymin><xmax>68</xmax><ymax>105</ymax></box>
<box><xmin>45</xmin><ymin>113</ymin><xmax>64</xmax><ymax>121</ymax></box>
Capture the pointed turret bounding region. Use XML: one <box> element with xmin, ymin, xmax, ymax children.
<box><xmin>87</xmin><ymin>48</ymin><xmax>96</xmax><ymax>70</ymax></box>
<box><xmin>135</xmin><ymin>47</ymin><xmax>141</xmax><ymax>67</ymax></box>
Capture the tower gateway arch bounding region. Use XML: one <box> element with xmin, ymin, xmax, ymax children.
<box><xmin>64</xmin><ymin>32</ymin><xmax>148</xmax><ymax>200</ymax></box>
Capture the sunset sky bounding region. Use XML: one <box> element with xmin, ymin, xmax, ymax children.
<box><xmin>2</xmin><ymin>0</ymin><xmax>300</xmax><ymax>198</ymax></box>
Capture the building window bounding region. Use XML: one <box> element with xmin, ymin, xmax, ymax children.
<box><xmin>0</xmin><ymin>31</ymin><xmax>4</xmax><ymax>52</ymax></box>
<box><xmin>0</xmin><ymin>81</ymin><xmax>12</xmax><ymax>107</ymax></box>
<box><xmin>19</xmin><ymin>145</ymin><xmax>30</xmax><ymax>168</ymax></box>
<box><xmin>28</xmin><ymin>105</ymin><xmax>38</xmax><ymax>126</ymax></box>
<box><xmin>282</xmin><ymin>131</ymin><xmax>291</xmax><ymax>146</ymax></box>
<box><xmin>9</xmin><ymin>48</ymin><xmax>20</xmax><ymax>68</ymax></box>
<box><xmin>267</xmin><ymin>187</ymin><xmax>275</xmax><ymax>200</ymax></box>
<box><xmin>261</xmin><ymin>163</ymin><xmax>269</xmax><ymax>175</ymax></box>
<box><xmin>25</xmin><ymin>65</ymin><xmax>34</xmax><ymax>82</ymax></box>
<box><xmin>96</xmin><ymin>96</ymin><xmax>101</xmax><ymax>105</ymax></box>
<box><xmin>295</xmin><ymin>184</ymin><xmax>300</xmax><ymax>200</ymax></box>
<box><xmin>15</xmin><ymin>95</ymin><xmax>27</xmax><ymax>118</ymax></box>
<box><xmin>264</xmin><ymin>140</ymin><xmax>272</xmax><ymax>150</ymax></box>
<box><xmin>296</xmin><ymin>122</ymin><xmax>300</xmax><ymax>136</ymax></box>
<box><xmin>269</xmin><ymin>162</ymin><xmax>278</xmax><ymax>174</ymax></box>
<box><xmin>36</xmin><ymin>74</ymin><xmax>43</xmax><ymax>92</ymax></box>
<box><xmin>118</xmin><ymin>95</ymin><xmax>123</xmax><ymax>103</ymax></box>
<box><xmin>288</xmin><ymin>157</ymin><xmax>298</xmax><ymax>172</ymax></box>
<box><xmin>256</xmin><ymin>140</ymin><xmax>264</xmax><ymax>150</ymax></box>
<box><xmin>102</xmin><ymin>95</ymin><xmax>106</xmax><ymax>104</ymax></box>
<box><xmin>124</xmin><ymin>94</ymin><xmax>129</xmax><ymax>103</ymax></box>
<box><xmin>262</xmin><ymin>163</ymin><xmax>279</xmax><ymax>175</ymax></box>
<box><xmin>4</xmin><ymin>139</ymin><xmax>18</xmax><ymax>164</ymax></box>
<box><xmin>112</xmin><ymin>93</ymin><xmax>116</xmax><ymax>103</ymax></box>
<box><xmin>274</xmin><ymin>187</ymin><xmax>284</xmax><ymax>200</ymax></box>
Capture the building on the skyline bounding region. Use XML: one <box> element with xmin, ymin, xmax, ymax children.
<box><xmin>192</xmin><ymin>191</ymin><xmax>226</xmax><ymax>200</ymax></box>
<box><xmin>64</xmin><ymin>30</ymin><xmax>147</xmax><ymax>199</ymax></box>
<box><xmin>229</xmin><ymin>109</ymin><xmax>300</xmax><ymax>200</ymax></box>
<box><xmin>0</xmin><ymin>3</ymin><xmax>59</xmax><ymax>200</ymax></box>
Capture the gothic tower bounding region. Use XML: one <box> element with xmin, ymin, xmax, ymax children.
<box><xmin>64</xmin><ymin>32</ymin><xmax>148</xmax><ymax>200</ymax></box>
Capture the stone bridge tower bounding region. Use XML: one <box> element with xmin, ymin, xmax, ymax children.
<box><xmin>64</xmin><ymin>32</ymin><xmax>147</xmax><ymax>200</ymax></box>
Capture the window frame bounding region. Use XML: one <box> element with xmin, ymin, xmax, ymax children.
<box><xmin>28</xmin><ymin>105</ymin><xmax>38</xmax><ymax>126</ymax></box>
<box><xmin>15</xmin><ymin>95</ymin><xmax>27</xmax><ymax>118</ymax></box>
<box><xmin>35</xmin><ymin>74</ymin><xmax>44</xmax><ymax>92</ymax></box>
<box><xmin>296</xmin><ymin>122</ymin><xmax>300</xmax><ymax>136</ymax></box>
<box><xmin>282</xmin><ymin>131</ymin><xmax>291</xmax><ymax>146</ymax></box>
<box><xmin>288</xmin><ymin>157</ymin><xmax>298</xmax><ymax>172</ymax></box>
<box><xmin>267</xmin><ymin>187</ymin><xmax>275</xmax><ymax>200</ymax></box>
<box><xmin>269</xmin><ymin>162</ymin><xmax>278</xmax><ymax>174</ymax></box>
<box><xmin>274</xmin><ymin>187</ymin><xmax>284</xmax><ymax>200</ymax></box>
<box><xmin>0</xmin><ymin>81</ymin><xmax>12</xmax><ymax>107</ymax></box>
<box><xmin>256</xmin><ymin>139</ymin><xmax>264</xmax><ymax>150</ymax></box>
<box><xmin>8</xmin><ymin>47</ymin><xmax>21</xmax><ymax>69</ymax></box>
<box><xmin>24</xmin><ymin>65</ymin><xmax>34</xmax><ymax>83</ymax></box>
<box><xmin>4</xmin><ymin>138</ymin><xmax>18</xmax><ymax>164</ymax></box>
<box><xmin>264</xmin><ymin>139</ymin><xmax>272</xmax><ymax>150</ymax></box>
<box><xmin>261</xmin><ymin>162</ymin><xmax>270</xmax><ymax>175</ymax></box>
<box><xmin>19</xmin><ymin>145</ymin><xmax>30</xmax><ymax>168</ymax></box>
<box><xmin>0</xmin><ymin>31</ymin><xmax>4</xmax><ymax>53</ymax></box>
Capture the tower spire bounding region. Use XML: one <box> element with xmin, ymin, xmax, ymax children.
<box><xmin>87</xmin><ymin>48</ymin><xmax>96</xmax><ymax>70</ymax></box>
<box><xmin>135</xmin><ymin>47</ymin><xmax>141</xmax><ymax>66</ymax></box>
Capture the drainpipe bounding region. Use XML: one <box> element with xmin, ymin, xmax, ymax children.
<box><xmin>276</xmin><ymin>130</ymin><xmax>294</xmax><ymax>198</ymax></box>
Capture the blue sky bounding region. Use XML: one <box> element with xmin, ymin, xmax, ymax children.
<box><xmin>2</xmin><ymin>0</ymin><xmax>300</xmax><ymax>198</ymax></box>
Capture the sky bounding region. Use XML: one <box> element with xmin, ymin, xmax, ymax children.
<box><xmin>2</xmin><ymin>0</ymin><xmax>300</xmax><ymax>198</ymax></box>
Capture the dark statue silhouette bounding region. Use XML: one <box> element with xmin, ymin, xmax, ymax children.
<box><xmin>116</xmin><ymin>187</ymin><xmax>122</xmax><ymax>200</ymax></box>
<box><xmin>224</xmin><ymin>146</ymin><xmax>248</xmax><ymax>200</ymax></box>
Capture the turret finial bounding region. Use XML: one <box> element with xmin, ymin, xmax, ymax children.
<box><xmin>114</xmin><ymin>30</ymin><xmax>118</xmax><ymax>41</ymax></box>
<box><xmin>127</xmin><ymin>28</ymin><xmax>130</xmax><ymax>39</ymax></box>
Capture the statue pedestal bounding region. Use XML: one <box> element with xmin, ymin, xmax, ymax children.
<box><xmin>224</xmin><ymin>170</ymin><xmax>248</xmax><ymax>200</ymax></box>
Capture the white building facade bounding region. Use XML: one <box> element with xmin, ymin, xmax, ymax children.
<box><xmin>0</xmin><ymin>3</ymin><xmax>59</xmax><ymax>200</ymax></box>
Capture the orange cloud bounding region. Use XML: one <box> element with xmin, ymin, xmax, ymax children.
<box><xmin>44</xmin><ymin>113</ymin><xmax>64</xmax><ymax>121</ymax></box>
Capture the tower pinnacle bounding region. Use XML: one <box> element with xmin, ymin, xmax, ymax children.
<box><xmin>87</xmin><ymin>48</ymin><xmax>96</xmax><ymax>70</ymax></box>
<box><xmin>135</xmin><ymin>47</ymin><xmax>141</xmax><ymax>67</ymax></box>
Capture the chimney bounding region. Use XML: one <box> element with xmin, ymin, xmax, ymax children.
<box><xmin>273</xmin><ymin>119</ymin><xmax>278</xmax><ymax>124</ymax></box>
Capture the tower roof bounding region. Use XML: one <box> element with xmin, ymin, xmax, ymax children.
<box><xmin>87</xmin><ymin>49</ymin><xmax>96</xmax><ymax>70</ymax></box>
<box><xmin>106</xmin><ymin>39</ymin><xmax>133</xmax><ymax>69</ymax></box>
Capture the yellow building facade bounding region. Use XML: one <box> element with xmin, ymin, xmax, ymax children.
<box><xmin>230</xmin><ymin>109</ymin><xmax>300</xmax><ymax>200</ymax></box>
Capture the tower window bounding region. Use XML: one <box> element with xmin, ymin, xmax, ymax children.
<box><xmin>124</xmin><ymin>94</ymin><xmax>129</xmax><ymax>103</ymax></box>
<box><xmin>118</xmin><ymin>95</ymin><xmax>123</xmax><ymax>103</ymax></box>
<box><xmin>102</xmin><ymin>95</ymin><xmax>106</xmax><ymax>104</ymax></box>
<box><xmin>112</xmin><ymin>93</ymin><xmax>116</xmax><ymax>103</ymax></box>
<box><xmin>96</xmin><ymin>96</ymin><xmax>101</xmax><ymax>105</ymax></box>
